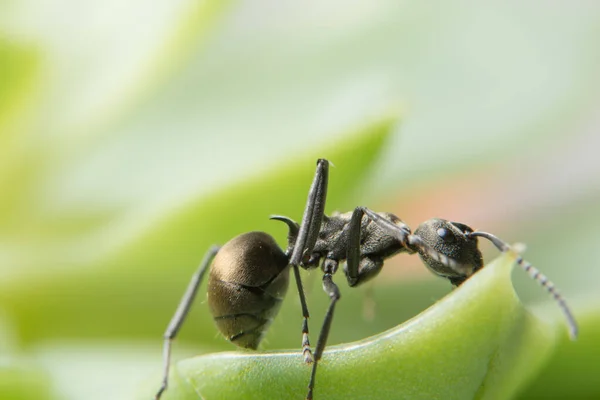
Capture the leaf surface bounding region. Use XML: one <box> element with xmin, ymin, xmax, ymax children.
<box><xmin>143</xmin><ymin>253</ymin><xmax>561</xmax><ymax>400</ymax></box>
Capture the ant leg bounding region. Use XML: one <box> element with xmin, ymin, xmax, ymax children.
<box><xmin>293</xmin><ymin>265</ymin><xmax>314</xmax><ymax>363</ymax></box>
<box><xmin>306</xmin><ymin>266</ymin><xmax>341</xmax><ymax>400</ymax></box>
<box><xmin>345</xmin><ymin>207</ymin><xmax>385</xmax><ymax>286</ymax></box>
<box><xmin>345</xmin><ymin>207</ymin><xmax>363</xmax><ymax>286</ymax></box>
<box><xmin>469</xmin><ymin>231</ymin><xmax>578</xmax><ymax>340</ymax></box>
<box><xmin>290</xmin><ymin>158</ymin><xmax>329</xmax><ymax>266</ymax></box>
<box><xmin>289</xmin><ymin>159</ymin><xmax>329</xmax><ymax>363</ymax></box>
<box><xmin>269</xmin><ymin>215</ymin><xmax>312</xmax><ymax>360</ymax></box>
<box><xmin>155</xmin><ymin>246</ymin><xmax>220</xmax><ymax>400</ymax></box>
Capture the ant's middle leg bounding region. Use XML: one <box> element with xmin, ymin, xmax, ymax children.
<box><xmin>290</xmin><ymin>158</ymin><xmax>329</xmax><ymax>266</ymax></box>
<box><xmin>289</xmin><ymin>158</ymin><xmax>330</xmax><ymax>363</ymax></box>
<box><xmin>293</xmin><ymin>264</ymin><xmax>314</xmax><ymax>363</ymax></box>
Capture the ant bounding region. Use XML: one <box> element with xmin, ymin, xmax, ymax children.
<box><xmin>154</xmin><ymin>158</ymin><xmax>577</xmax><ymax>400</ymax></box>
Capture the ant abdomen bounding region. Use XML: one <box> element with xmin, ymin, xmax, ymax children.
<box><xmin>207</xmin><ymin>231</ymin><xmax>290</xmax><ymax>349</ymax></box>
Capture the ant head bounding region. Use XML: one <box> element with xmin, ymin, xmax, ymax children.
<box><xmin>414</xmin><ymin>218</ymin><xmax>484</xmax><ymax>285</ymax></box>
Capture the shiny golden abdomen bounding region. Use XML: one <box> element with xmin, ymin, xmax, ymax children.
<box><xmin>208</xmin><ymin>231</ymin><xmax>289</xmax><ymax>349</ymax></box>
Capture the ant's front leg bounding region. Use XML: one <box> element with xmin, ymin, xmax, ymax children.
<box><xmin>290</xmin><ymin>158</ymin><xmax>330</xmax><ymax>364</ymax></box>
<box><xmin>360</xmin><ymin>207</ymin><xmax>467</xmax><ymax>275</ymax></box>
<box><xmin>345</xmin><ymin>207</ymin><xmax>384</xmax><ymax>287</ymax></box>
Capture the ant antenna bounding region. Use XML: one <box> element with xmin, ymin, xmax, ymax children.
<box><xmin>469</xmin><ymin>231</ymin><xmax>578</xmax><ymax>340</ymax></box>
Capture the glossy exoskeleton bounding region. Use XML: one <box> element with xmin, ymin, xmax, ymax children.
<box><xmin>154</xmin><ymin>159</ymin><xmax>577</xmax><ymax>400</ymax></box>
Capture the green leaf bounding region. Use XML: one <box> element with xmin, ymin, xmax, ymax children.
<box><xmin>0</xmin><ymin>1</ymin><xmax>232</xmax><ymax>228</ymax></box>
<box><xmin>140</xmin><ymin>253</ymin><xmax>563</xmax><ymax>400</ymax></box>
<box><xmin>0</xmin><ymin>38</ymin><xmax>40</xmax><ymax>201</ymax></box>
<box><xmin>0</xmin><ymin>115</ymin><xmax>397</xmax><ymax>344</ymax></box>
<box><xmin>0</xmin><ymin>1</ymin><xmax>233</xmax><ymax>140</ymax></box>
<box><xmin>0</xmin><ymin>39</ymin><xmax>38</xmax><ymax>128</ymax></box>
<box><xmin>517</xmin><ymin>305</ymin><xmax>600</xmax><ymax>399</ymax></box>
<box><xmin>0</xmin><ymin>363</ymin><xmax>53</xmax><ymax>400</ymax></box>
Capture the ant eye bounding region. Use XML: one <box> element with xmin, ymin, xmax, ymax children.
<box><xmin>437</xmin><ymin>228</ymin><xmax>454</xmax><ymax>243</ymax></box>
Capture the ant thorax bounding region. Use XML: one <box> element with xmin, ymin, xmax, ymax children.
<box><xmin>308</xmin><ymin>211</ymin><xmax>411</xmax><ymax>269</ymax></box>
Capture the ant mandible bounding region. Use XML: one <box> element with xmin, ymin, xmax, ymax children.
<box><xmin>154</xmin><ymin>158</ymin><xmax>577</xmax><ymax>400</ymax></box>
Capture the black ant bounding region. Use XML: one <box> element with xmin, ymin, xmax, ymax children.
<box><xmin>154</xmin><ymin>158</ymin><xmax>577</xmax><ymax>400</ymax></box>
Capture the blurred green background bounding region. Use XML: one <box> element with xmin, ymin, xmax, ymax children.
<box><xmin>1</xmin><ymin>1</ymin><xmax>599</xmax><ymax>399</ymax></box>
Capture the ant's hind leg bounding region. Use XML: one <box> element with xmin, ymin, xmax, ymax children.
<box><xmin>154</xmin><ymin>245</ymin><xmax>220</xmax><ymax>400</ymax></box>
